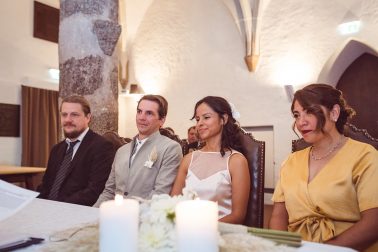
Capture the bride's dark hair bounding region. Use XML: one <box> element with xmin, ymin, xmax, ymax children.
<box><xmin>192</xmin><ymin>96</ymin><xmax>243</xmax><ymax>156</ymax></box>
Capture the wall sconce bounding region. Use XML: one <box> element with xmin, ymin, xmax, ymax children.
<box><xmin>129</xmin><ymin>83</ymin><xmax>144</xmax><ymax>94</ymax></box>
<box><xmin>118</xmin><ymin>60</ymin><xmax>144</xmax><ymax>96</ymax></box>
<box><xmin>338</xmin><ymin>10</ymin><xmax>361</xmax><ymax>35</ymax></box>
<box><xmin>119</xmin><ymin>83</ymin><xmax>144</xmax><ymax>96</ymax></box>
<box><xmin>284</xmin><ymin>85</ymin><xmax>294</xmax><ymax>102</ymax></box>
<box><xmin>338</xmin><ymin>20</ymin><xmax>361</xmax><ymax>35</ymax></box>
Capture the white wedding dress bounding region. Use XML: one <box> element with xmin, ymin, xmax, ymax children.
<box><xmin>184</xmin><ymin>150</ymin><xmax>242</xmax><ymax>219</ymax></box>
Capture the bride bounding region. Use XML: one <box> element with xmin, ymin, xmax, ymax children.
<box><xmin>171</xmin><ymin>96</ymin><xmax>250</xmax><ymax>224</ymax></box>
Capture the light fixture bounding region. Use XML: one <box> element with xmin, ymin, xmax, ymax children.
<box><xmin>48</xmin><ymin>68</ymin><xmax>59</xmax><ymax>80</ymax></box>
<box><xmin>118</xmin><ymin>60</ymin><xmax>144</xmax><ymax>96</ymax></box>
<box><xmin>338</xmin><ymin>20</ymin><xmax>361</xmax><ymax>35</ymax></box>
<box><xmin>119</xmin><ymin>83</ymin><xmax>144</xmax><ymax>97</ymax></box>
<box><xmin>129</xmin><ymin>84</ymin><xmax>140</xmax><ymax>94</ymax></box>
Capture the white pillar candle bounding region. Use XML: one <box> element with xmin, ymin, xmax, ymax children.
<box><xmin>175</xmin><ymin>200</ymin><xmax>219</xmax><ymax>252</ymax></box>
<box><xmin>99</xmin><ymin>195</ymin><xmax>139</xmax><ymax>252</ymax></box>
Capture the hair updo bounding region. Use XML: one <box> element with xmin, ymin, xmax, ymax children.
<box><xmin>291</xmin><ymin>83</ymin><xmax>355</xmax><ymax>134</ymax></box>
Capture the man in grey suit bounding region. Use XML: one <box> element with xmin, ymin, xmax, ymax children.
<box><xmin>94</xmin><ymin>95</ymin><xmax>182</xmax><ymax>206</ymax></box>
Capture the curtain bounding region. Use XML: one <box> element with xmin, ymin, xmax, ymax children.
<box><xmin>21</xmin><ymin>85</ymin><xmax>59</xmax><ymax>167</ymax></box>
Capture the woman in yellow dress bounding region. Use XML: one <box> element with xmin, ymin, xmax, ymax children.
<box><xmin>269</xmin><ymin>84</ymin><xmax>378</xmax><ymax>251</ymax></box>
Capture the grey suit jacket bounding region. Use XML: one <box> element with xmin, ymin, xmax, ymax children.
<box><xmin>94</xmin><ymin>131</ymin><xmax>182</xmax><ymax>207</ymax></box>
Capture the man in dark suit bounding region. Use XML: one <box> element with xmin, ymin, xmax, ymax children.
<box><xmin>38</xmin><ymin>95</ymin><xmax>115</xmax><ymax>206</ymax></box>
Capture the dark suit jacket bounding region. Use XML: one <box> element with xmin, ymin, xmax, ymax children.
<box><xmin>38</xmin><ymin>129</ymin><xmax>115</xmax><ymax>206</ymax></box>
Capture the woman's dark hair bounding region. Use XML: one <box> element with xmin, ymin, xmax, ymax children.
<box><xmin>291</xmin><ymin>84</ymin><xmax>355</xmax><ymax>134</ymax></box>
<box><xmin>192</xmin><ymin>96</ymin><xmax>243</xmax><ymax>156</ymax></box>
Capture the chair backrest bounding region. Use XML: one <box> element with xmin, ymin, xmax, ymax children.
<box><xmin>237</xmin><ymin>130</ymin><xmax>265</xmax><ymax>228</ymax></box>
<box><xmin>159</xmin><ymin>127</ymin><xmax>183</xmax><ymax>145</ymax></box>
<box><xmin>344</xmin><ymin>122</ymin><xmax>378</xmax><ymax>149</ymax></box>
<box><xmin>181</xmin><ymin>140</ymin><xmax>189</xmax><ymax>155</ymax></box>
<box><xmin>292</xmin><ymin>122</ymin><xmax>378</xmax><ymax>152</ymax></box>
<box><xmin>102</xmin><ymin>131</ymin><xmax>128</xmax><ymax>152</ymax></box>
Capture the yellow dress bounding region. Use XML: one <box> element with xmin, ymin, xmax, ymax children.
<box><xmin>272</xmin><ymin>138</ymin><xmax>378</xmax><ymax>251</ymax></box>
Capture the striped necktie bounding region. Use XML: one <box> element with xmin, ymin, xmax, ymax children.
<box><xmin>129</xmin><ymin>139</ymin><xmax>142</xmax><ymax>167</ymax></box>
<box><xmin>48</xmin><ymin>140</ymin><xmax>79</xmax><ymax>200</ymax></box>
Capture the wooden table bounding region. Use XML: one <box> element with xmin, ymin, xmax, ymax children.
<box><xmin>0</xmin><ymin>165</ymin><xmax>46</xmax><ymax>190</ymax></box>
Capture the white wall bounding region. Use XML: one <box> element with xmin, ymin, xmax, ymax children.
<box><xmin>119</xmin><ymin>0</ymin><xmax>378</xmax><ymax>183</ymax></box>
<box><xmin>0</xmin><ymin>0</ymin><xmax>59</xmax><ymax>165</ymax></box>
<box><xmin>2</xmin><ymin>0</ymin><xmax>378</xmax><ymax>181</ymax></box>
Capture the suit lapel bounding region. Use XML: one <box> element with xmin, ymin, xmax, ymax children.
<box><xmin>51</xmin><ymin>141</ymin><xmax>70</xmax><ymax>179</ymax></box>
<box><xmin>129</xmin><ymin>131</ymin><xmax>161</xmax><ymax>170</ymax></box>
<box><xmin>65</xmin><ymin>129</ymin><xmax>94</xmax><ymax>177</ymax></box>
<box><xmin>129</xmin><ymin>136</ymin><xmax>138</xmax><ymax>168</ymax></box>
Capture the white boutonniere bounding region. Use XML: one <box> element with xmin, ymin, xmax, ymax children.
<box><xmin>144</xmin><ymin>146</ymin><xmax>158</xmax><ymax>168</ymax></box>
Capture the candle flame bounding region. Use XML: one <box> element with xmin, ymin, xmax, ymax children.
<box><xmin>115</xmin><ymin>194</ymin><xmax>124</xmax><ymax>205</ymax></box>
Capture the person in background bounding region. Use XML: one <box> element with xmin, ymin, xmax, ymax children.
<box><xmin>171</xmin><ymin>96</ymin><xmax>250</xmax><ymax>224</ymax></box>
<box><xmin>269</xmin><ymin>84</ymin><xmax>378</xmax><ymax>251</ymax></box>
<box><xmin>186</xmin><ymin>125</ymin><xmax>200</xmax><ymax>153</ymax></box>
<box><xmin>38</xmin><ymin>95</ymin><xmax>115</xmax><ymax>206</ymax></box>
<box><xmin>187</xmin><ymin>126</ymin><xmax>198</xmax><ymax>144</ymax></box>
<box><xmin>94</xmin><ymin>95</ymin><xmax>182</xmax><ymax>206</ymax></box>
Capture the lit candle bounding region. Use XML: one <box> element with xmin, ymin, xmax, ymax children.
<box><xmin>99</xmin><ymin>195</ymin><xmax>139</xmax><ymax>252</ymax></box>
<box><xmin>175</xmin><ymin>200</ymin><xmax>219</xmax><ymax>252</ymax></box>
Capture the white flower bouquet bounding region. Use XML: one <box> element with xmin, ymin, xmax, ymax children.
<box><xmin>138</xmin><ymin>189</ymin><xmax>198</xmax><ymax>252</ymax></box>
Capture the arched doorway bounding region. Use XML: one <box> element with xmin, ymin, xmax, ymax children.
<box><xmin>318</xmin><ymin>39</ymin><xmax>378</xmax><ymax>138</ymax></box>
<box><xmin>336</xmin><ymin>53</ymin><xmax>378</xmax><ymax>137</ymax></box>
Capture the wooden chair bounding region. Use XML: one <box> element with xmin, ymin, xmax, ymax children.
<box><xmin>181</xmin><ymin>140</ymin><xmax>189</xmax><ymax>155</ymax></box>
<box><xmin>159</xmin><ymin>127</ymin><xmax>183</xmax><ymax>145</ymax></box>
<box><xmin>102</xmin><ymin>131</ymin><xmax>129</xmax><ymax>152</ymax></box>
<box><xmin>292</xmin><ymin>122</ymin><xmax>378</xmax><ymax>152</ymax></box>
<box><xmin>159</xmin><ymin>127</ymin><xmax>194</xmax><ymax>156</ymax></box>
<box><xmin>237</xmin><ymin>130</ymin><xmax>266</xmax><ymax>228</ymax></box>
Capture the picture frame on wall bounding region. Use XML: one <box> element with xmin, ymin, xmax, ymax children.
<box><xmin>0</xmin><ymin>103</ymin><xmax>20</xmax><ymax>137</ymax></box>
<box><xmin>33</xmin><ymin>1</ymin><xmax>59</xmax><ymax>43</ymax></box>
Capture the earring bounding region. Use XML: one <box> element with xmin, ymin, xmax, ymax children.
<box><xmin>333</xmin><ymin>118</ymin><xmax>337</xmax><ymax>122</ymax></box>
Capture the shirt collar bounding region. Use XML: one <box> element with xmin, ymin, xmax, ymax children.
<box><xmin>136</xmin><ymin>136</ymin><xmax>148</xmax><ymax>145</ymax></box>
<box><xmin>65</xmin><ymin>127</ymin><xmax>89</xmax><ymax>144</ymax></box>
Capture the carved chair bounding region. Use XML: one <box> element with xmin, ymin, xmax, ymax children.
<box><xmin>292</xmin><ymin>122</ymin><xmax>378</xmax><ymax>152</ymax></box>
<box><xmin>237</xmin><ymin>130</ymin><xmax>266</xmax><ymax>228</ymax></box>
<box><xmin>159</xmin><ymin>127</ymin><xmax>184</xmax><ymax>146</ymax></box>
<box><xmin>181</xmin><ymin>140</ymin><xmax>189</xmax><ymax>155</ymax></box>
<box><xmin>102</xmin><ymin>131</ymin><xmax>129</xmax><ymax>151</ymax></box>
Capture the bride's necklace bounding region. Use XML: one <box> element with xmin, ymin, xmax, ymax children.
<box><xmin>310</xmin><ymin>136</ymin><xmax>344</xmax><ymax>161</ymax></box>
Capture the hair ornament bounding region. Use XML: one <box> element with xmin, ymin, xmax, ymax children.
<box><xmin>228</xmin><ymin>102</ymin><xmax>241</xmax><ymax>119</ymax></box>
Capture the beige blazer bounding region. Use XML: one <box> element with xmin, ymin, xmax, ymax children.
<box><xmin>94</xmin><ymin>131</ymin><xmax>182</xmax><ymax>206</ymax></box>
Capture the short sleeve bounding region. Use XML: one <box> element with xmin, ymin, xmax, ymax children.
<box><xmin>272</xmin><ymin>176</ymin><xmax>285</xmax><ymax>202</ymax></box>
<box><xmin>272</xmin><ymin>158</ymin><xmax>290</xmax><ymax>203</ymax></box>
<box><xmin>354</xmin><ymin>147</ymin><xmax>378</xmax><ymax>211</ymax></box>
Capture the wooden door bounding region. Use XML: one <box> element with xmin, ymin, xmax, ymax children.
<box><xmin>336</xmin><ymin>53</ymin><xmax>378</xmax><ymax>138</ymax></box>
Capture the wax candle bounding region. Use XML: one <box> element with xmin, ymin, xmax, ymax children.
<box><xmin>99</xmin><ymin>195</ymin><xmax>139</xmax><ymax>252</ymax></box>
<box><xmin>175</xmin><ymin>200</ymin><xmax>219</xmax><ymax>252</ymax></box>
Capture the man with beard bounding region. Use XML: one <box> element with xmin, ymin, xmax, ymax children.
<box><xmin>94</xmin><ymin>95</ymin><xmax>182</xmax><ymax>206</ymax></box>
<box><xmin>38</xmin><ymin>95</ymin><xmax>115</xmax><ymax>206</ymax></box>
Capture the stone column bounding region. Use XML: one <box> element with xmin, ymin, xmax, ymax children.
<box><xmin>59</xmin><ymin>0</ymin><xmax>121</xmax><ymax>134</ymax></box>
